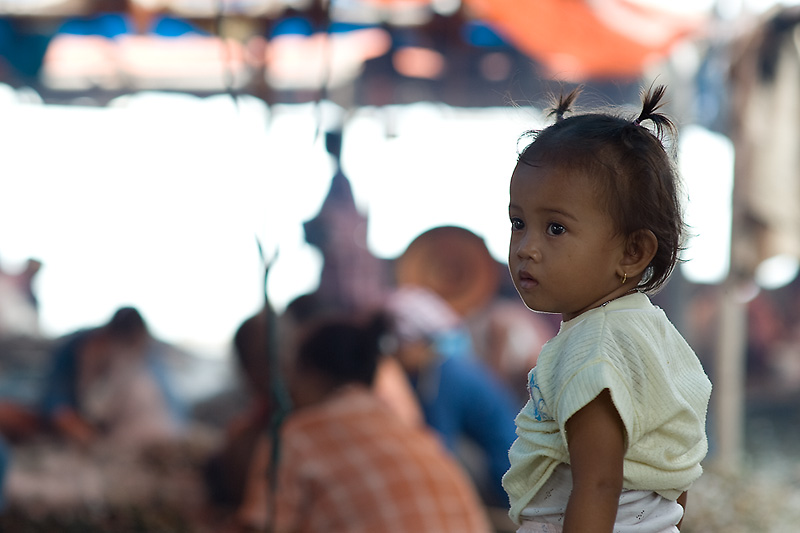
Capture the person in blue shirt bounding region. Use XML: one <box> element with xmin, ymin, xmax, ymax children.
<box><xmin>385</xmin><ymin>286</ymin><xmax>519</xmax><ymax>507</ymax></box>
<box><xmin>40</xmin><ymin>307</ymin><xmax>184</xmax><ymax>448</ymax></box>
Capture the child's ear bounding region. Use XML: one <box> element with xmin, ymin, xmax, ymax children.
<box><xmin>619</xmin><ymin>229</ymin><xmax>658</xmax><ymax>276</ymax></box>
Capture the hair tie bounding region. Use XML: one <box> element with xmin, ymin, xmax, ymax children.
<box><xmin>632</xmin><ymin>117</ymin><xmax>643</xmax><ymax>126</ymax></box>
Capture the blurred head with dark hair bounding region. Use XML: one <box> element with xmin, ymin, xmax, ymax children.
<box><xmin>106</xmin><ymin>307</ymin><xmax>146</xmax><ymax>339</ymax></box>
<box><xmin>233</xmin><ymin>309</ymin><xmax>273</xmax><ymax>400</ymax></box>
<box><xmin>290</xmin><ymin>313</ymin><xmax>391</xmax><ymax>409</ymax></box>
<box><xmin>97</xmin><ymin>306</ymin><xmax>150</xmax><ymax>354</ymax></box>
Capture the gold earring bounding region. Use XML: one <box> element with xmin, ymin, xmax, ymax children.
<box><xmin>621</xmin><ymin>272</ymin><xmax>627</xmax><ymax>284</ymax></box>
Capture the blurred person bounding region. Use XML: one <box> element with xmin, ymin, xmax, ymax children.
<box><xmin>206</xmin><ymin>294</ymin><xmax>425</xmax><ymax>517</ymax></box>
<box><xmin>468</xmin><ymin>298</ymin><xmax>558</xmax><ymax>406</ymax></box>
<box><xmin>385</xmin><ymin>285</ymin><xmax>519</xmax><ymax>507</ymax></box>
<box><xmin>39</xmin><ymin>306</ymin><xmax>185</xmax><ymax>449</ymax></box>
<box><xmin>204</xmin><ymin>308</ymin><xmax>276</xmax><ymax>510</ymax></box>
<box><xmin>234</xmin><ymin>312</ymin><xmax>491</xmax><ymax>533</ymax></box>
<box><xmin>4</xmin><ymin>310</ymin><xmax>198</xmax><ymax>514</ymax></box>
<box><xmin>282</xmin><ymin>293</ymin><xmax>425</xmax><ymax>428</ymax></box>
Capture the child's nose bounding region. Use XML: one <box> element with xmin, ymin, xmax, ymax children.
<box><xmin>516</xmin><ymin>235</ymin><xmax>542</xmax><ymax>262</ymax></box>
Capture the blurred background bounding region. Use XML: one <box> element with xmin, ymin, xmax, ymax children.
<box><xmin>1</xmin><ymin>0</ymin><xmax>800</xmax><ymax>531</ymax></box>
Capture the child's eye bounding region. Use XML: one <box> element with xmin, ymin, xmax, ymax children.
<box><xmin>510</xmin><ymin>217</ymin><xmax>524</xmax><ymax>231</ymax></box>
<box><xmin>546</xmin><ymin>223</ymin><xmax>566</xmax><ymax>236</ymax></box>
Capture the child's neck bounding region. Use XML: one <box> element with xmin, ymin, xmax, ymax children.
<box><xmin>563</xmin><ymin>288</ymin><xmax>640</xmax><ymax>323</ymax></box>
<box><xmin>599</xmin><ymin>288</ymin><xmax>640</xmax><ymax>309</ymax></box>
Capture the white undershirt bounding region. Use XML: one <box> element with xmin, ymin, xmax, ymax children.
<box><xmin>518</xmin><ymin>463</ymin><xmax>683</xmax><ymax>533</ymax></box>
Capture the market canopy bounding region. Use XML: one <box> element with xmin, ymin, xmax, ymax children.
<box><xmin>0</xmin><ymin>0</ymin><xmax>711</xmax><ymax>105</ymax></box>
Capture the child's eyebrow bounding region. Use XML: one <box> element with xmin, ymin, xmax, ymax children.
<box><xmin>538</xmin><ymin>207</ymin><xmax>579</xmax><ymax>222</ymax></box>
<box><xmin>508</xmin><ymin>203</ymin><xmax>579</xmax><ymax>222</ymax></box>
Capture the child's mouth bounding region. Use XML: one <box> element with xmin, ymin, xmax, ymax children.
<box><xmin>518</xmin><ymin>271</ymin><xmax>538</xmax><ymax>289</ymax></box>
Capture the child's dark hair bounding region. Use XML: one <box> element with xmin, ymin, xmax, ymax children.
<box><xmin>517</xmin><ymin>84</ymin><xmax>683</xmax><ymax>293</ymax></box>
<box><xmin>296</xmin><ymin>312</ymin><xmax>390</xmax><ymax>387</ymax></box>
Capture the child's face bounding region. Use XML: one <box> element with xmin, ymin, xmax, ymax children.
<box><xmin>508</xmin><ymin>161</ymin><xmax>628</xmax><ymax>321</ymax></box>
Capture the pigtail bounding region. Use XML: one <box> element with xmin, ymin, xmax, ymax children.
<box><xmin>516</xmin><ymin>86</ymin><xmax>582</xmax><ymax>160</ymax></box>
<box><xmin>632</xmin><ymin>84</ymin><xmax>676</xmax><ymax>139</ymax></box>
<box><xmin>547</xmin><ymin>86</ymin><xmax>582</xmax><ymax>122</ymax></box>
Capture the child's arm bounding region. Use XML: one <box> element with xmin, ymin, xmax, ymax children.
<box><xmin>563</xmin><ymin>389</ymin><xmax>625</xmax><ymax>533</ymax></box>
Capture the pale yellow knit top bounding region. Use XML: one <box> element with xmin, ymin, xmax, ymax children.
<box><xmin>502</xmin><ymin>292</ymin><xmax>712</xmax><ymax>524</ymax></box>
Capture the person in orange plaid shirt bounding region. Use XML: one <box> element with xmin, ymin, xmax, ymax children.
<box><xmin>234</xmin><ymin>313</ymin><xmax>492</xmax><ymax>533</ymax></box>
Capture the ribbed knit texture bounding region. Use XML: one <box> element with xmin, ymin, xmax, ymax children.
<box><xmin>503</xmin><ymin>293</ymin><xmax>712</xmax><ymax>524</ymax></box>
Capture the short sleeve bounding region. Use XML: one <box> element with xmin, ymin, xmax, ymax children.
<box><xmin>554</xmin><ymin>360</ymin><xmax>636</xmax><ymax>450</ymax></box>
<box><xmin>549</xmin><ymin>317</ymin><xmax>642</xmax><ymax>451</ymax></box>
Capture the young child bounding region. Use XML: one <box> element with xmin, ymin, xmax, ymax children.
<box><xmin>502</xmin><ymin>85</ymin><xmax>712</xmax><ymax>533</ymax></box>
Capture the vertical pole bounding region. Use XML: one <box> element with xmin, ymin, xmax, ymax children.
<box><xmin>712</xmin><ymin>46</ymin><xmax>753</xmax><ymax>471</ymax></box>
<box><xmin>712</xmin><ymin>280</ymin><xmax>747</xmax><ymax>472</ymax></box>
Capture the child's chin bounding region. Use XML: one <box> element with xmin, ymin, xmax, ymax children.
<box><xmin>522</xmin><ymin>300</ymin><xmax>555</xmax><ymax>315</ymax></box>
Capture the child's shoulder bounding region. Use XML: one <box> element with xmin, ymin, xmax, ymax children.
<box><xmin>548</xmin><ymin>295</ymin><xmax>680</xmax><ymax>366</ymax></box>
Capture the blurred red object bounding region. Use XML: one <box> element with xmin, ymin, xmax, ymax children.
<box><xmin>464</xmin><ymin>0</ymin><xmax>707</xmax><ymax>81</ymax></box>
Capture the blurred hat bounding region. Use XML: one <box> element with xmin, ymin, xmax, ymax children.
<box><xmin>385</xmin><ymin>286</ymin><xmax>461</xmax><ymax>343</ymax></box>
<box><xmin>395</xmin><ymin>226</ymin><xmax>500</xmax><ymax>316</ymax></box>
